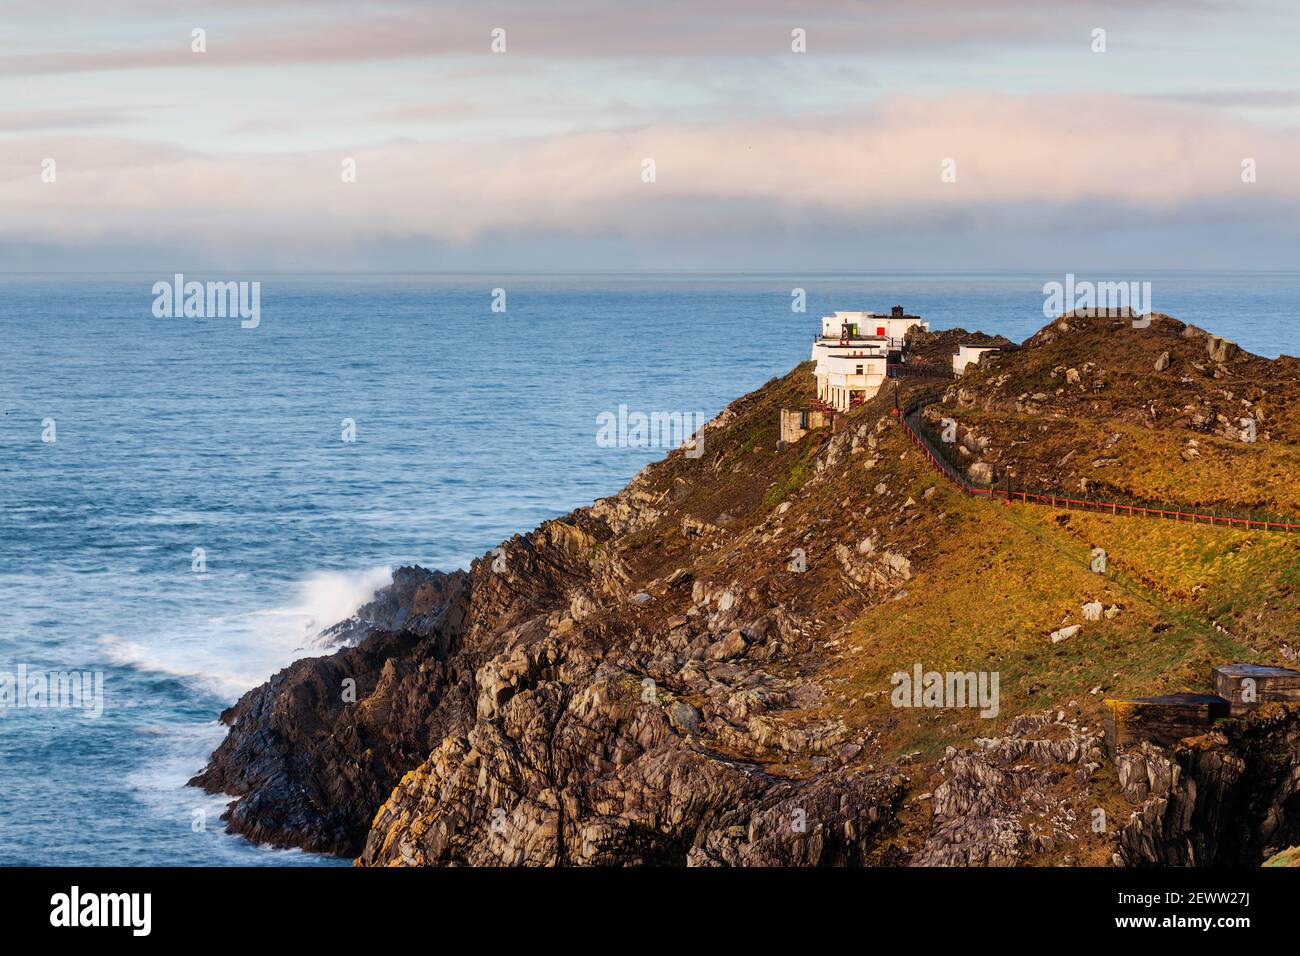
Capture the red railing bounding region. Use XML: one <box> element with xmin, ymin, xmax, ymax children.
<box><xmin>897</xmin><ymin>393</ymin><xmax>1300</xmax><ymax>534</ymax></box>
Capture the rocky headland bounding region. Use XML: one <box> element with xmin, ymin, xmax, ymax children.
<box><xmin>192</xmin><ymin>312</ymin><xmax>1300</xmax><ymax>866</ymax></box>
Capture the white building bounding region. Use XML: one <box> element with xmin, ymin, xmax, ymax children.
<box><xmin>811</xmin><ymin>306</ymin><xmax>928</xmax><ymax>411</ymax></box>
<box><xmin>953</xmin><ymin>344</ymin><xmax>1002</xmax><ymax>376</ymax></box>
<box><xmin>820</xmin><ymin>306</ymin><xmax>928</xmax><ymax>352</ymax></box>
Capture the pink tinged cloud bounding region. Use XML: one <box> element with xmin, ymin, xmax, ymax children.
<box><xmin>2</xmin><ymin>93</ymin><xmax>1294</xmax><ymax>249</ymax></box>
<box><xmin>0</xmin><ymin>0</ymin><xmax>1219</xmax><ymax>73</ymax></box>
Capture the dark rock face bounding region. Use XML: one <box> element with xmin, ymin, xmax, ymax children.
<box><xmin>190</xmin><ymin>509</ymin><xmax>616</xmax><ymax>857</ymax></box>
<box><xmin>189</xmin><ymin>571</ymin><xmax>474</xmax><ymax>854</ymax></box>
<box><xmin>1116</xmin><ymin>704</ymin><xmax>1300</xmax><ymax>866</ymax></box>
<box><xmin>313</xmin><ymin>565</ymin><xmax>454</xmax><ymax>648</ymax></box>
<box><xmin>358</xmin><ymin>647</ymin><xmax>905</xmax><ymax>866</ymax></box>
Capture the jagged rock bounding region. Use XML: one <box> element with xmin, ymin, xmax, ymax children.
<box><xmin>313</xmin><ymin>565</ymin><xmax>457</xmax><ymax>648</ymax></box>
<box><xmin>709</xmin><ymin>630</ymin><xmax>749</xmax><ymax>661</ymax></box>
<box><xmin>1116</xmin><ymin>705</ymin><xmax>1300</xmax><ymax>865</ymax></box>
<box><xmin>1154</xmin><ymin>351</ymin><xmax>1171</xmax><ymax>372</ymax></box>
<box><xmin>1082</xmin><ymin>601</ymin><xmax>1103</xmax><ymax>622</ymax></box>
<box><xmin>881</xmin><ymin>552</ymin><xmax>912</xmax><ymax>580</ymax></box>
<box><xmin>477</xmin><ymin>639</ymin><xmax>559</xmax><ymax>720</ymax></box>
<box><xmin>912</xmin><ymin>711</ymin><xmax>1104</xmax><ymax>866</ymax></box>
<box><xmin>1207</xmin><ymin>336</ymin><xmax>1238</xmax><ymax>365</ymax></box>
<box><xmin>682</xmin><ymin>516</ymin><xmax>720</xmax><ymax>537</ymax></box>
<box><xmin>668</xmin><ymin>700</ymin><xmax>703</xmax><ymax>735</ymax></box>
<box><xmin>591</xmin><ymin>493</ymin><xmax>660</xmax><ymax>536</ymax></box>
<box><xmin>966</xmin><ymin>462</ymin><xmax>994</xmax><ymax>486</ymax></box>
<box><xmin>189</xmin><ymin>571</ymin><xmax>472</xmax><ymax>854</ymax></box>
<box><xmin>570</xmin><ymin>590</ymin><xmax>598</xmax><ymax>620</ymax></box>
<box><xmin>360</xmin><ymin>674</ymin><xmax>903</xmax><ymax>866</ymax></box>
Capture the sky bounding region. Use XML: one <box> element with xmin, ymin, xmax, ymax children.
<box><xmin>2</xmin><ymin>0</ymin><xmax>1298</xmax><ymax>272</ymax></box>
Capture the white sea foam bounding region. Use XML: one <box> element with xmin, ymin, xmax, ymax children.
<box><xmin>125</xmin><ymin>719</ymin><xmax>344</xmax><ymax>865</ymax></box>
<box><xmin>252</xmin><ymin>565</ymin><xmax>393</xmax><ymax>635</ymax></box>
<box><xmin>98</xmin><ymin>565</ymin><xmax>393</xmax><ymax>698</ymax></box>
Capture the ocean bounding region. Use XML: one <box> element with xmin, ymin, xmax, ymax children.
<box><xmin>1</xmin><ymin>271</ymin><xmax>1297</xmax><ymax>865</ymax></box>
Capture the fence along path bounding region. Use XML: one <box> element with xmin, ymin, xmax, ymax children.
<box><xmin>898</xmin><ymin>392</ymin><xmax>1300</xmax><ymax>534</ymax></box>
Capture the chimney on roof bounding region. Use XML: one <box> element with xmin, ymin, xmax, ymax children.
<box><xmin>892</xmin><ymin>305</ymin><xmax>904</xmax><ymax>317</ymax></box>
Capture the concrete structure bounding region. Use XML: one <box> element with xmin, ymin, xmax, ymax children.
<box><xmin>1212</xmin><ymin>663</ymin><xmax>1300</xmax><ymax>716</ymax></box>
<box><xmin>1103</xmin><ymin>661</ymin><xmax>1300</xmax><ymax>755</ymax></box>
<box><xmin>1102</xmin><ymin>693</ymin><xmax>1230</xmax><ymax>758</ymax></box>
<box><xmin>779</xmin><ymin>407</ymin><xmax>831</xmax><ymax>446</ymax></box>
<box><xmin>811</xmin><ymin>306</ymin><xmax>927</xmax><ymax>412</ymax></box>
<box><xmin>954</xmin><ymin>343</ymin><xmax>1002</xmax><ymax>376</ymax></box>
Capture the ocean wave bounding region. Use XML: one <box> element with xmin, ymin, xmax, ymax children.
<box><xmin>98</xmin><ymin>565</ymin><xmax>393</xmax><ymax>698</ymax></box>
<box><xmin>125</xmin><ymin>719</ymin><xmax>343</xmax><ymax>866</ymax></box>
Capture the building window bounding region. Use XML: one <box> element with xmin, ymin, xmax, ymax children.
<box><xmin>855</xmin><ymin>364</ymin><xmax>863</xmax><ymax>375</ymax></box>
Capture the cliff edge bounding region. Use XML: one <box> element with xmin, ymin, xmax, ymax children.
<box><xmin>192</xmin><ymin>313</ymin><xmax>1300</xmax><ymax>865</ymax></box>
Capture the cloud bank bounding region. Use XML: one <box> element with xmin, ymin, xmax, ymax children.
<box><xmin>2</xmin><ymin>1</ymin><xmax>1295</xmax><ymax>270</ymax></box>
<box><xmin>3</xmin><ymin>92</ymin><xmax>1294</xmax><ymax>269</ymax></box>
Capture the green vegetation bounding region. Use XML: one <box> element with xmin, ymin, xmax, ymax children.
<box><xmin>759</xmin><ymin>438</ymin><xmax>820</xmax><ymax>512</ymax></box>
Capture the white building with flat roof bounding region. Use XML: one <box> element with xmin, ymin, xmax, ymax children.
<box><xmin>811</xmin><ymin>306</ymin><xmax>927</xmax><ymax>411</ymax></box>
<box><xmin>954</xmin><ymin>344</ymin><xmax>1002</xmax><ymax>376</ymax></box>
<box><xmin>820</xmin><ymin>306</ymin><xmax>929</xmax><ymax>351</ymax></box>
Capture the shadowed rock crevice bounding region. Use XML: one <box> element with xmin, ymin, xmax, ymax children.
<box><xmin>1116</xmin><ymin>704</ymin><xmax>1300</xmax><ymax>866</ymax></box>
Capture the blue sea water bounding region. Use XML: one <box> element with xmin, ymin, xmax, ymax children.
<box><xmin>1</xmin><ymin>271</ymin><xmax>1297</xmax><ymax>866</ymax></box>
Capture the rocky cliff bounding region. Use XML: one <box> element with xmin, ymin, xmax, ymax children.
<box><xmin>1116</xmin><ymin>703</ymin><xmax>1300</xmax><ymax>866</ymax></box>
<box><xmin>193</xmin><ymin>313</ymin><xmax>1300</xmax><ymax>865</ymax></box>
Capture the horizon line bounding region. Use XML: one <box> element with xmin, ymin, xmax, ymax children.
<box><xmin>4</xmin><ymin>269</ymin><xmax>1300</xmax><ymax>278</ymax></box>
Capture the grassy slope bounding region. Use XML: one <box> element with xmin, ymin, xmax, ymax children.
<box><xmin>597</xmin><ymin>330</ymin><xmax>1297</xmax><ymax>862</ymax></box>
<box><xmin>929</xmin><ymin>313</ymin><xmax>1300</xmax><ymax>515</ymax></box>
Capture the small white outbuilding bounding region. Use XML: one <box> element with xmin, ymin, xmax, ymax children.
<box><xmin>954</xmin><ymin>344</ymin><xmax>1002</xmax><ymax>376</ymax></box>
